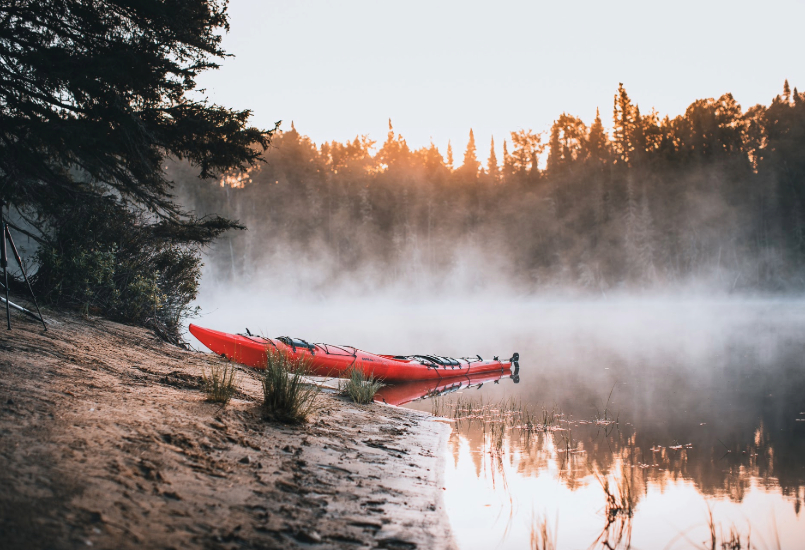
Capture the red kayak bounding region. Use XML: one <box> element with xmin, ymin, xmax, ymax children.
<box><xmin>189</xmin><ymin>324</ymin><xmax>519</xmax><ymax>383</ymax></box>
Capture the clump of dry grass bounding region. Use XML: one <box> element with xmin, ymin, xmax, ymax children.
<box><xmin>339</xmin><ymin>367</ymin><xmax>383</xmax><ymax>404</ymax></box>
<box><xmin>261</xmin><ymin>351</ymin><xmax>320</xmax><ymax>423</ymax></box>
<box><xmin>202</xmin><ymin>361</ymin><xmax>239</xmax><ymax>404</ymax></box>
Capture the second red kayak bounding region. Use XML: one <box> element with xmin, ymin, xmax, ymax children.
<box><xmin>189</xmin><ymin>324</ymin><xmax>519</xmax><ymax>383</ymax></box>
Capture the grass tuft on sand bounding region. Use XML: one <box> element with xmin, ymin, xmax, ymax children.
<box><xmin>261</xmin><ymin>351</ymin><xmax>320</xmax><ymax>423</ymax></box>
<box><xmin>202</xmin><ymin>362</ymin><xmax>239</xmax><ymax>404</ymax></box>
<box><xmin>339</xmin><ymin>367</ymin><xmax>383</xmax><ymax>404</ymax></box>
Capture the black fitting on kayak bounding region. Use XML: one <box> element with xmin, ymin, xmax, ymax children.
<box><xmin>509</xmin><ymin>352</ymin><xmax>519</xmax><ymax>363</ymax></box>
<box><xmin>511</xmin><ymin>359</ymin><xmax>520</xmax><ymax>383</ymax></box>
<box><xmin>278</xmin><ymin>336</ymin><xmax>315</xmax><ymax>353</ymax></box>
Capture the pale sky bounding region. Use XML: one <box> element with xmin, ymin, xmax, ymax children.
<box><xmin>197</xmin><ymin>0</ymin><xmax>805</xmax><ymax>162</ymax></box>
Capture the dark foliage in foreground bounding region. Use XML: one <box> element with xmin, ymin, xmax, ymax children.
<box><xmin>177</xmin><ymin>82</ymin><xmax>805</xmax><ymax>293</ymax></box>
<box><xmin>32</xmin><ymin>195</ymin><xmax>227</xmax><ymax>340</ymax></box>
<box><xmin>0</xmin><ymin>0</ymin><xmax>273</xmax><ymax>338</ymax></box>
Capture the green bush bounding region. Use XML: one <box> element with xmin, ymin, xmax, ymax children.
<box><xmin>339</xmin><ymin>367</ymin><xmax>384</xmax><ymax>404</ymax></box>
<box><xmin>31</xmin><ymin>194</ymin><xmax>214</xmax><ymax>343</ymax></box>
<box><xmin>261</xmin><ymin>352</ymin><xmax>320</xmax><ymax>423</ymax></box>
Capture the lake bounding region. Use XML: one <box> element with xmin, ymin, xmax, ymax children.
<box><xmin>188</xmin><ymin>292</ymin><xmax>805</xmax><ymax>549</ymax></box>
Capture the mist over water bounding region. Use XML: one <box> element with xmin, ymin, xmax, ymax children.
<box><xmin>189</xmin><ymin>284</ymin><xmax>805</xmax><ymax>440</ymax></box>
<box><xmin>186</xmin><ymin>272</ymin><xmax>805</xmax><ymax>549</ymax></box>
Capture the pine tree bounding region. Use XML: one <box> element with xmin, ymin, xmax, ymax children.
<box><xmin>0</xmin><ymin>0</ymin><xmax>273</xmax><ymax>339</ymax></box>
<box><xmin>631</xmin><ymin>106</ymin><xmax>646</xmax><ymax>165</ymax></box>
<box><xmin>461</xmin><ymin>129</ymin><xmax>480</xmax><ymax>176</ymax></box>
<box><xmin>487</xmin><ymin>137</ymin><xmax>499</xmax><ymax>182</ymax></box>
<box><xmin>613</xmin><ymin>83</ymin><xmax>635</xmax><ymax>164</ymax></box>
<box><xmin>546</xmin><ymin>121</ymin><xmax>562</xmax><ymax>175</ymax></box>
<box><xmin>446</xmin><ymin>140</ymin><xmax>454</xmax><ymax>170</ymax></box>
<box><xmin>377</xmin><ymin>118</ymin><xmax>410</xmax><ymax>169</ymax></box>
<box><xmin>1</xmin><ymin>0</ymin><xmax>271</xmax><ymax>215</ymax></box>
<box><xmin>502</xmin><ymin>140</ymin><xmax>513</xmax><ymax>180</ymax></box>
<box><xmin>586</xmin><ymin>108</ymin><xmax>609</xmax><ymax>166</ymax></box>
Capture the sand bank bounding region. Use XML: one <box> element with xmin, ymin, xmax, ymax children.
<box><xmin>0</xmin><ymin>307</ymin><xmax>455</xmax><ymax>549</ymax></box>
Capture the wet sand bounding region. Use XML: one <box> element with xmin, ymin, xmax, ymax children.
<box><xmin>0</xmin><ymin>307</ymin><xmax>455</xmax><ymax>549</ymax></box>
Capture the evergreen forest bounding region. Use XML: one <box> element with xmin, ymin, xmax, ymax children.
<box><xmin>175</xmin><ymin>82</ymin><xmax>805</xmax><ymax>295</ymax></box>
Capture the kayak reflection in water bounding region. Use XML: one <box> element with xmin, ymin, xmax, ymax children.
<box><xmin>374</xmin><ymin>366</ymin><xmax>519</xmax><ymax>407</ymax></box>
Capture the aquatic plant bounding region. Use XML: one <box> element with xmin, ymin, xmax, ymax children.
<box><xmin>339</xmin><ymin>367</ymin><xmax>383</xmax><ymax>404</ymax></box>
<box><xmin>202</xmin><ymin>361</ymin><xmax>239</xmax><ymax>404</ymax></box>
<box><xmin>663</xmin><ymin>507</ymin><xmax>771</xmax><ymax>550</ymax></box>
<box><xmin>597</xmin><ymin>468</ymin><xmax>636</xmax><ymax>521</ymax></box>
<box><xmin>453</xmin><ymin>394</ymin><xmax>482</xmax><ymax>422</ymax></box>
<box><xmin>430</xmin><ymin>395</ymin><xmax>447</xmax><ymax>417</ymax></box>
<box><xmin>521</xmin><ymin>403</ymin><xmax>560</xmax><ymax>432</ymax></box>
<box><xmin>696</xmin><ymin>507</ymin><xmax>766</xmax><ymax>550</ymax></box>
<box><xmin>593</xmin><ymin>383</ymin><xmax>619</xmax><ymax>427</ymax></box>
<box><xmin>590</xmin><ymin>467</ymin><xmax>635</xmax><ymax>550</ymax></box>
<box><xmin>530</xmin><ymin>513</ymin><xmax>557</xmax><ymax>550</ymax></box>
<box><xmin>261</xmin><ymin>351</ymin><xmax>320</xmax><ymax>423</ymax></box>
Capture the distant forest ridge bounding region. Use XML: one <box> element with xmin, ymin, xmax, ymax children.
<box><xmin>174</xmin><ymin>81</ymin><xmax>805</xmax><ymax>294</ymax></box>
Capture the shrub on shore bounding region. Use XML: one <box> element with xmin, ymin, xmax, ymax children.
<box><xmin>261</xmin><ymin>352</ymin><xmax>320</xmax><ymax>423</ymax></box>
<box><xmin>202</xmin><ymin>361</ymin><xmax>239</xmax><ymax>404</ymax></box>
<box><xmin>339</xmin><ymin>367</ymin><xmax>383</xmax><ymax>405</ymax></box>
<box><xmin>31</xmin><ymin>195</ymin><xmax>230</xmax><ymax>345</ymax></box>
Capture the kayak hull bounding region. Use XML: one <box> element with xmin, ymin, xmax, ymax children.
<box><xmin>188</xmin><ymin>324</ymin><xmax>516</xmax><ymax>383</ymax></box>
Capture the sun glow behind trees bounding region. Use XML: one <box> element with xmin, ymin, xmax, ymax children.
<box><xmin>195</xmin><ymin>0</ymin><xmax>805</xmax><ymax>168</ymax></box>
<box><xmin>177</xmin><ymin>81</ymin><xmax>805</xmax><ymax>295</ymax></box>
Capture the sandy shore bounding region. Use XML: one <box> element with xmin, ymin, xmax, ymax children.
<box><xmin>0</xmin><ymin>306</ymin><xmax>456</xmax><ymax>549</ymax></box>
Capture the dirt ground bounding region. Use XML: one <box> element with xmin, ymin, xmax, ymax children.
<box><xmin>0</xmin><ymin>304</ymin><xmax>455</xmax><ymax>550</ymax></box>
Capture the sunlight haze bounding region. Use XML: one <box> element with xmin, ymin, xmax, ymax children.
<box><xmin>198</xmin><ymin>0</ymin><xmax>805</xmax><ymax>158</ymax></box>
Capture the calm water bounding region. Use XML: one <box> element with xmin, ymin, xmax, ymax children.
<box><xmin>188</xmin><ymin>293</ymin><xmax>805</xmax><ymax>549</ymax></box>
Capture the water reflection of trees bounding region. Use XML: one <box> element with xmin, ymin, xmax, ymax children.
<box><xmin>445</xmin><ymin>401</ymin><xmax>805</xmax><ymax>510</ymax></box>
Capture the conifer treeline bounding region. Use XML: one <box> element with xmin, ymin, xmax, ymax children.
<box><xmin>174</xmin><ymin>82</ymin><xmax>805</xmax><ymax>293</ymax></box>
